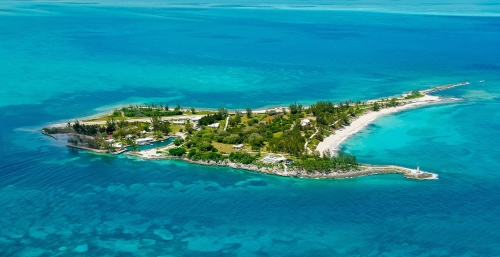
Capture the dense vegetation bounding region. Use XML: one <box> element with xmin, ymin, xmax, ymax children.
<box><xmin>198</xmin><ymin>108</ymin><xmax>228</xmax><ymax>126</ymax></box>
<box><xmin>168</xmin><ymin>147</ymin><xmax>187</xmax><ymax>156</ymax></box>
<box><xmin>42</xmin><ymin>126</ymin><xmax>73</xmax><ymax>134</ymax></box>
<box><xmin>198</xmin><ymin>113</ymin><xmax>225</xmax><ymax>126</ymax></box>
<box><xmin>72</xmin><ymin>120</ymin><xmax>110</xmax><ymax>135</ymax></box>
<box><xmin>121</xmin><ymin>103</ymin><xmax>183</xmax><ymax>117</ymax></box>
<box><xmin>309</xmin><ymin>100</ymin><xmax>363</xmax><ymax>128</ymax></box>
<box><xmin>228</xmin><ymin>152</ymin><xmax>257</xmax><ymax>164</ymax></box>
<box><xmin>296</xmin><ymin>151</ymin><xmax>358</xmax><ymax>172</ymax></box>
<box><xmin>405</xmin><ymin>90</ymin><xmax>424</xmax><ymax>99</ymax></box>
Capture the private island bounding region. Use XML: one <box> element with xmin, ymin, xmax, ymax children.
<box><xmin>42</xmin><ymin>82</ymin><xmax>468</xmax><ymax>180</ymax></box>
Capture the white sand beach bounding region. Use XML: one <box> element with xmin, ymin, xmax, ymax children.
<box><xmin>316</xmin><ymin>94</ymin><xmax>443</xmax><ymax>155</ymax></box>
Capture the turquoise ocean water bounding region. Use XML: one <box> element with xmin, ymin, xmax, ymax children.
<box><xmin>1</xmin><ymin>1</ymin><xmax>500</xmax><ymax>256</ymax></box>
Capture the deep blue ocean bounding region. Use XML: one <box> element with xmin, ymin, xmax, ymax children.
<box><xmin>1</xmin><ymin>1</ymin><xmax>500</xmax><ymax>256</ymax></box>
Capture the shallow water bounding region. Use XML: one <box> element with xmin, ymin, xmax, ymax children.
<box><xmin>1</xmin><ymin>2</ymin><xmax>500</xmax><ymax>256</ymax></box>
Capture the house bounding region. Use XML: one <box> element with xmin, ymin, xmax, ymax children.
<box><xmin>207</xmin><ymin>123</ymin><xmax>220</xmax><ymax>128</ymax></box>
<box><xmin>300</xmin><ymin>119</ymin><xmax>311</xmax><ymax>127</ymax></box>
<box><xmin>284</xmin><ymin>159</ymin><xmax>294</xmax><ymax>165</ymax></box>
<box><xmin>141</xmin><ymin>130</ymin><xmax>147</xmax><ymax>135</ymax></box>
<box><xmin>260</xmin><ymin>116</ymin><xmax>275</xmax><ymax>124</ymax></box>
<box><xmin>232</xmin><ymin>144</ymin><xmax>244</xmax><ymax>150</ymax></box>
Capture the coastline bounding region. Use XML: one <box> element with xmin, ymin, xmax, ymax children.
<box><xmin>185</xmin><ymin>159</ymin><xmax>439</xmax><ymax>180</ymax></box>
<box><xmin>316</xmin><ymin>94</ymin><xmax>459</xmax><ymax>155</ymax></box>
<box><xmin>43</xmin><ymin>83</ymin><xmax>468</xmax><ymax>181</ymax></box>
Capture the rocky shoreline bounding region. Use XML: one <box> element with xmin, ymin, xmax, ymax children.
<box><xmin>125</xmin><ymin>153</ymin><xmax>438</xmax><ymax>180</ymax></box>
<box><xmin>184</xmin><ymin>159</ymin><xmax>438</xmax><ymax>180</ymax></box>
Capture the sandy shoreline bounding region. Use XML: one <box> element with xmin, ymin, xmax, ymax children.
<box><xmin>316</xmin><ymin>94</ymin><xmax>451</xmax><ymax>155</ymax></box>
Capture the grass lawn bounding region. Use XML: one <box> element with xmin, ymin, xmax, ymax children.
<box><xmin>170</xmin><ymin>125</ymin><xmax>183</xmax><ymax>133</ymax></box>
<box><xmin>212</xmin><ymin>141</ymin><xmax>248</xmax><ymax>153</ymax></box>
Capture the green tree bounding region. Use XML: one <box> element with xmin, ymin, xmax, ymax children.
<box><xmin>234</xmin><ymin>111</ymin><xmax>242</xmax><ymax>124</ymax></box>
<box><xmin>130</xmin><ymin>140</ymin><xmax>139</xmax><ymax>151</ymax></box>
<box><xmin>150</xmin><ymin>114</ymin><xmax>161</xmax><ymax>132</ymax></box>
<box><xmin>72</xmin><ymin>120</ymin><xmax>81</xmax><ymax>133</ymax></box>
<box><xmin>246</xmin><ymin>108</ymin><xmax>252</xmax><ymax>118</ymax></box>
<box><xmin>117</xmin><ymin>117</ymin><xmax>128</xmax><ymax>130</ymax></box>
<box><xmin>248</xmin><ymin>133</ymin><xmax>265</xmax><ymax>151</ymax></box>
<box><xmin>68</xmin><ymin>137</ymin><xmax>78</xmax><ymax>146</ymax></box>
<box><xmin>373</xmin><ymin>102</ymin><xmax>381</xmax><ymax>111</ymax></box>
<box><xmin>190</xmin><ymin>107</ymin><xmax>196</xmax><ymax>114</ymax></box>
<box><xmin>289</xmin><ymin>103</ymin><xmax>299</xmax><ymax>114</ymax></box>
<box><xmin>229</xmin><ymin>111</ymin><xmax>242</xmax><ymax>127</ymax></box>
<box><xmin>105</xmin><ymin>117</ymin><xmax>116</xmax><ymax>134</ymax></box>
<box><xmin>389</xmin><ymin>98</ymin><xmax>399</xmax><ymax>107</ymax></box>
<box><xmin>103</xmin><ymin>141</ymin><xmax>116</xmax><ymax>153</ymax></box>
<box><xmin>168</xmin><ymin>147</ymin><xmax>187</xmax><ymax>156</ymax></box>
<box><xmin>154</xmin><ymin>131</ymin><xmax>163</xmax><ymax>140</ymax></box>
<box><xmin>174</xmin><ymin>138</ymin><xmax>185</xmax><ymax>146</ymax></box>
<box><xmin>217</xmin><ymin>107</ymin><xmax>228</xmax><ymax>117</ymax></box>
<box><xmin>185</xmin><ymin>122</ymin><xmax>194</xmax><ymax>134</ymax></box>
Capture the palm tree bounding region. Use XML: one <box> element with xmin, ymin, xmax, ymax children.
<box><xmin>130</xmin><ymin>140</ymin><xmax>139</xmax><ymax>151</ymax></box>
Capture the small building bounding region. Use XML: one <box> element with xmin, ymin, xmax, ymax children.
<box><xmin>300</xmin><ymin>119</ymin><xmax>311</xmax><ymax>127</ymax></box>
<box><xmin>207</xmin><ymin>123</ymin><xmax>220</xmax><ymax>128</ymax></box>
<box><xmin>172</xmin><ymin>120</ymin><xmax>185</xmax><ymax>125</ymax></box>
<box><xmin>141</xmin><ymin>130</ymin><xmax>147</xmax><ymax>135</ymax></box>
<box><xmin>284</xmin><ymin>159</ymin><xmax>294</xmax><ymax>165</ymax></box>
<box><xmin>105</xmin><ymin>138</ymin><xmax>114</xmax><ymax>143</ymax></box>
<box><xmin>113</xmin><ymin>143</ymin><xmax>124</xmax><ymax>149</ymax></box>
<box><xmin>125</xmin><ymin>134</ymin><xmax>134</xmax><ymax>139</ymax></box>
<box><xmin>135</xmin><ymin>137</ymin><xmax>154</xmax><ymax>145</ymax></box>
<box><xmin>260</xmin><ymin>116</ymin><xmax>275</xmax><ymax>124</ymax></box>
<box><xmin>232</xmin><ymin>144</ymin><xmax>244</xmax><ymax>150</ymax></box>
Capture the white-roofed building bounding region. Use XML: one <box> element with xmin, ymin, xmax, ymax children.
<box><xmin>300</xmin><ymin>119</ymin><xmax>311</xmax><ymax>127</ymax></box>
<box><xmin>135</xmin><ymin>137</ymin><xmax>154</xmax><ymax>145</ymax></box>
<box><xmin>232</xmin><ymin>144</ymin><xmax>244</xmax><ymax>150</ymax></box>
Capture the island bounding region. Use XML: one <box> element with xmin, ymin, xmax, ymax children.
<box><xmin>42</xmin><ymin>82</ymin><xmax>469</xmax><ymax>180</ymax></box>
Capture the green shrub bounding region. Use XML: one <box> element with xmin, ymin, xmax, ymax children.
<box><xmin>168</xmin><ymin>147</ymin><xmax>187</xmax><ymax>156</ymax></box>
